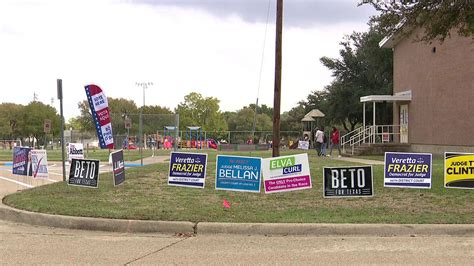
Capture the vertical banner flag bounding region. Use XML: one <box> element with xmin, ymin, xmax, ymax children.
<box><xmin>67</xmin><ymin>143</ymin><xmax>84</xmax><ymax>162</ymax></box>
<box><xmin>31</xmin><ymin>149</ymin><xmax>49</xmax><ymax>179</ymax></box>
<box><xmin>111</xmin><ymin>150</ymin><xmax>125</xmax><ymax>186</ymax></box>
<box><xmin>68</xmin><ymin>159</ymin><xmax>100</xmax><ymax>188</ymax></box>
<box><xmin>12</xmin><ymin>146</ymin><xmax>32</xmax><ymax>176</ymax></box>
<box><xmin>262</xmin><ymin>153</ymin><xmax>312</xmax><ymax>193</ymax></box>
<box><xmin>323</xmin><ymin>166</ymin><xmax>373</xmax><ymax>198</ymax></box>
<box><xmin>445</xmin><ymin>152</ymin><xmax>474</xmax><ymax>189</ymax></box>
<box><xmin>168</xmin><ymin>152</ymin><xmax>207</xmax><ymax>188</ymax></box>
<box><xmin>384</xmin><ymin>152</ymin><xmax>432</xmax><ymax>189</ymax></box>
<box><xmin>215</xmin><ymin>155</ymin><xmax>262</xmax><ymax>193</ymax></box>
<box><xmin>85</xmin><ymin>84</ymin><xmax>114</xmax><ymax>149</ymax></box>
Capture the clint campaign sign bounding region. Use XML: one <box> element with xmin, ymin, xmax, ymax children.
<box><xmin>324</xmin><ymin>166</ymin><xmax>373</xmax><ymax>198</ymax></box>
<box><xmin>68</xmin><ymin>159</ymin><xmax>100</xmax><ymax>188</ymax></box>
<box><xmin>215</xmin><ymin>155</ymin><xmax>262</xmax><ymax>193</ymax></box>
<box><xmin>168</xmin><ymin>152</ymin><xmax>207</xmax><ymax>188</ymax></box>
<box><xmin>262</xmin><ymin>153</ymin><xmax>312</xmax><ymax>193</ymax></box>
<box><xmin>85</xmin><ymin>84</ymin><xmax>114</xmax><ymax>149</ymax></box>
<box><xmin>384</xmin><ymin>152</ymin><xmax>432</xmax><ymax>189</ymax></box>
<box><xmin>31</xmin><ymin>149</ymin><xmax>49</xmax><ymax>179</ymax></box>
<box><xmin>444</xmin><ymin>152</ymin><xmax>474</xmax><ymax>189</ymax></box>
<box><xmin>111</xmin><ymin>150</ymin><xmax>125</xmax><ymax>186</ymax></box>
<box><xmin>12</xmin><ymin>146</ymin><xmax>31</xmax><ymax>176</ymax></box>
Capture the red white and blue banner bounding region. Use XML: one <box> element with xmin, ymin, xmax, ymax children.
<box><xmin>85</xmin><ymin>84</ymin><xmax>114</xmax><ymax>149</ymax></box>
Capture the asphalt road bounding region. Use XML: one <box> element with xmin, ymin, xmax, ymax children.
<box><xmin>1</xmin><ymin>219</ymin><xmax>473</xmax><ymax>265</ymax></box>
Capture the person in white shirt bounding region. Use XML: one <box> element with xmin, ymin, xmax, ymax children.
<box><xmin>314</xmin><ymin>127</ymin><xmax>324</xmax><ymax>156</ymax></box>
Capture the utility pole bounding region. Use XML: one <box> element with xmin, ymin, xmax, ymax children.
<box><xmin>57</xmin><ymin>79</ymin><xmax>66</xmax><ymax>181</ymax></box>
<box><xmin>135</xmin><ymin>82</ymin><xmax>153</xmax><ymax>166</ymax></box>
<box><xmin>272</xmin><ymin>0</ymin><xmax>283</xmax><ymax>157</ymax></box>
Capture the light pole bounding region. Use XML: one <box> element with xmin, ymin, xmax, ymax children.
<box><xmin>135</xmin><ymin>82</ymin><xmax>153</xmax><ymax>166</ymax></box>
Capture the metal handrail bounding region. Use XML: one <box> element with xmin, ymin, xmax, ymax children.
<box><xmin>341</xmin><ymin>125</ymin><xmax>402</xmax><ymax>154</ymax></box>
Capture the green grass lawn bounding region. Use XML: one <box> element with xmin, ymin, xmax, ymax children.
<box><xmin>3</xmin><ymin>150</ymin><xmax>473</xmax><ymax>224</ymax></box>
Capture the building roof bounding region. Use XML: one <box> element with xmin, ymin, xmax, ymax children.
<box><xmin>379</xmin><ymin>21</ymin><xmax>411</xmax><ymax>49</ymax></box>
<box><xmin>360</xmin><ymin>91</ymin><xmax>412</xmax><ymax>103</ymax></box>
<box><xmin>305</xmin><ymin>109</ymin><xmax>325</xmax><ymax>118</ymax></box>
<box><xmin>301</xmin><ymin>115</ymin><xmax>315</xmax><ymax>122</ymax></box>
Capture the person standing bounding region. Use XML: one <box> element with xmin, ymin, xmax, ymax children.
<box><xmin>314</xmin><ymin>127</ymin><xmax>324</xmax><ymax>156</ymax></box>
<box><xmin>321</xmin><ymin>129</ymin><xmax>328</xmax><ymax>156</ymax></box>
<box><xmin>329</xmin><ymin>126</ymin><xmax>342</xmax><ymax>157</ymax></box>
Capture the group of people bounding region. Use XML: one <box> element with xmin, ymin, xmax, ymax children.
<box><xmin>314</xmin><ymin>126</ymin><xmax>341</xmax><ymax>157</ymax></box>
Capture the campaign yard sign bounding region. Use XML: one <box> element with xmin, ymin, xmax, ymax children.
<box><xmin>324</xmin><ymin>166</ymin><xmax>373</xmax><ymax>198</ymax></box>
<box><xmin>215</xmin><ymin>155</ymin><xmax>262</xmax><ymax>193</ymax></box>
<box><xmin>111</xmin><ymin>150</ymin><xmax>125</xmax><ymax>186</ymax></box>
<box><xmin>12</xmin><ymin>146</ymin><xmax>31</xmax><ymax>176</ymax></box>
<box><xmin>444</xmin><ymin>152</ymin><xmax>474</xmax><ymax>189</ymax></box>
<box><xmin>85</xmin><ymin>84</ymin><xmax>114</xmax><ymax>149</ymax></box>
<box><xmin>297</xmin><ymin>140</ymin><xmax>309</xmax><ymax>150</ymax></box>
<box><xmin>67</xmin><ymin>143</ymin><xmax>84</xmax><ymax>162</ymax></box>
<box><xmin>262</xmin><ymin>153</ymin><xmax>312</xmax><ymax>193</ymax></box>
<box><xmin>168</xmin><ymin>152</ymin><xmax>207</xmax><ymax>188</ymax></box>
<box><xmin>68</xmin><ymin>159</ymin><xmax>100</xmax><ymax>188</ymax></box>
<box><xmin>31</xmin><ymin>149</ymin><xmax>49</xmax><ymax>179</ymax></box>
<box><xmin>384</xmin><ymin>152</ymin><xmax>432</xmax><ymax>189</ymax></box>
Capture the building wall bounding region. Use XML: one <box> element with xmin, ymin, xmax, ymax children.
<box><xmin>392</xmin><ymin>29</ymin><xmax>474</xmax><ymax>148</ymax></box>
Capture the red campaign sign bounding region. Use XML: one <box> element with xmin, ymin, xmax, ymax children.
<box><xmin>85</xmin><ymin>84</ymin><xmax>114</xmax><ymax>149</ymax></box>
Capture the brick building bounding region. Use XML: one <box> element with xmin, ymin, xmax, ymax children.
<box><xmin>368</xmin><ymin>29</ymin><xmax>473</xmax><ymax>154</ymax></box>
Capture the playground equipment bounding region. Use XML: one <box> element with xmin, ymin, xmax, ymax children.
<box><xmin>186</xmin><ymin>126</ymin><xmax>203</xmax><ymax>149</ymax></box>
<box><xmin>163</xmin><ymin>126</ymin><xmax>176</xmax><ymax>149</ymax></box>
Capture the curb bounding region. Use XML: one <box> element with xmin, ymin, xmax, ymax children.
<box><xmin>196</xmin><ymin>222</ymin><xmax>474</xmax><ymax>236</ymax></box>
<box><xmin>1</xmin><ymin>201</ymin><xmax>473</xmax><ymax>236</ymax></box>
<box><xmin>0</xmin><ymin>203</ymin><xmax>195</xmax><ymax>234</ymax></box>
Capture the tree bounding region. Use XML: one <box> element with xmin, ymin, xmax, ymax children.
<box><xmin>0</xmin><ymin>103</ymin><xmax>23</xmax><ymax>140</ymax></box>
<box><xmin>318</xmin><ymin>27</ymin><xmax>393</xmax><ymax>132</ymax></box>
<box><xmin>362</xmin><ymin>0</ymin><xmax>474</xmax><ymax>42</ymax></box>
<box><xmin>18</xmin><ymin>102</ymin><xmax>61</xmax><ymax>146</ymax></box>
<box><xmin>175</xmin><ymin>92</ymin><xmax>227</xmax><ymax>132</ymax></box>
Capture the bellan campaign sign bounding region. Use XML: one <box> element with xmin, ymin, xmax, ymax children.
<box><xmin>444</xmin><ymin>152</ymin><xmax>474</xmax><ymax>189</ymax></box>
<box><xmin>262</xmin><ymin>153</ymin><xmax>312</xmax><ymax>193</ymax></box>
<box><xmin>68</xmin><ymin>159</ymin><xmax>100</xmax><ymax>188</ymax></box>
<box><xmin>111</xmin><ymin>150</ymin><xmax>125</xmax><ymax>186</ymax></box>
<box><xmin>31</xmin><ymin>149</ymin><xmax>49</xmax><ymax>179</ymax></box>
<box><xmin>384</xmin><ymin>152</ymin><xmax>432</xmax><ymax>189</ymax></box>
<box><xmin>324</xmin><ymin>166</ymin><xmax>373</xmax><ymax>198</ymax></box>
<box><xmin>215</xmin><ymin>155</ymin><xmax>262</xmax><ymax>193</ymax></box>
<box><xmin>85</xmin><ymin>84</ymin><xmax>114</xmax><ymax>149</ymax></box>
<box><xmin>168</xmin><ymin>152</ymin><xmax>207</xmax><ymax>188</ymax></box>
<box><xmin>12</xmin><ymin>146</ymin><xmax>31</xmax><ymax>176</ymax></box>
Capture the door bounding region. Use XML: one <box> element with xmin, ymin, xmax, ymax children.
<box><xmin>399</xmin><ymin>104</ymin><xmax>408</xmax><ymax>143</ymax></box>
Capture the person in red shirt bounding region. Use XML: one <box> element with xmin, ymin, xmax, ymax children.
<box><xmin>329</xmin><ymin>127</ymin><xmax>342</xmax><ymax>157</ymax></box>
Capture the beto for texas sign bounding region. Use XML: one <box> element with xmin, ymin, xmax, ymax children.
<box><xmin>262</xmin><ymin>153</ymin><xmax>312</xmax><ymax>193</ymax></box>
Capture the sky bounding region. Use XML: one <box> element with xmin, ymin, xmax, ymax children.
<box><xmin>0</xmin><ymin>0</ymin><xmax>377</xmax><ymax>119</ymax></box>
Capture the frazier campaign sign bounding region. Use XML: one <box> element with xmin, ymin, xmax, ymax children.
<box><xmin>324</xmin><ymin>166</ymin><xmax>373</xmax><ymax>198</ymax></box>
<box><xmin>85</xmin><ymin>84</ymin><xmax>114</xmax><ymax>149</ymax></box>
<box><xmin>384</xmin><ymin>152</ymin><xmax>432</xmax><ymax>189</ymax></box>
<box><xmin>168</xmin><ymin>152</ymin><xmax>207</xmax><ymax>188</ymax></box>
<box><xmin>68</xmin><ymin>159</ymin><xmax>100</xmax><ymax>188</ymax></box>
<box><xmin>12</xmin><ymin>147</ymin><xmax>31</xmax><ymax>176</ymax></box>
<box><xmin>215</xmin><ymin>155</ymin><xmax>262</xmax><ymax>193</ymax></box>
<box><xmin>31</xmin><ymin>149</ymin><xmax>49</xmax><ymax>179</ymax></box>
<box><xmin>444</xmin><ymin>152</ymin><xmax>474</xmax><ymax>189</ymax></box>
<box><xmin>111</xmin><ymin>150</ymin><xmax>125</xmax><ymax>186</ymax></box>
<box><xmin>262</xmin><ymin>153</ymin><xmax>312</xmax><ymax>193</ymax></box>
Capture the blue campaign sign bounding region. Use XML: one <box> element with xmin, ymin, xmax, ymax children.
<box><xmin>215</xmin><ymin>155</ymin><xmax>262</xmax><ymax>193</ymax></box>
<box><xmin>384</xmin><ymin>152</ymin><xmax>432</xmax><ymax>189</ymax></box>
<box><xmin>12</xmin><ymin>147</ymin><xmax>32</xmax><ymax>176</ymax></box>
<box><xmin>168</xmin><ymin>152</ymin><xmax>207</xmax><ymax>188</ymax></box>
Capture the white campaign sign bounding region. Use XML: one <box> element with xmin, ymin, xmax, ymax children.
<box><xmin>67</xmin><ymin>143</ymin><xmax>84</xmax><ymax>161</ymax></box>
<box><xmin>31</xmin><ymin>149</ymin><xmax>48</xmax><ymax>178</ymax></box>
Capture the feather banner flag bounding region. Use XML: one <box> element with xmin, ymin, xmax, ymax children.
<box><xmin>85</xmin><ymin>84</ymin><xmax>114</xmax><ymax>149</ymax></box>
